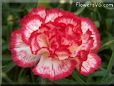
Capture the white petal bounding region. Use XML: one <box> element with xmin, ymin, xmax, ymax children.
<box><xmin>33</xmin><ymin>57</ymin><xmax>76</xmax><ymax>80</ymax></box>
<box><xmin>10</xmin><ymin>30</ymin><xmax>39</xmax><ymax>67</ymax></box>
<box><xmin>80</xmin><ymin>53</ymin><xmax>101</xmax><ymax>76</ymax></box>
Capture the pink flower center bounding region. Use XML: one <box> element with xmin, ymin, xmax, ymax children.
<box><xmin>32</xmin><ymin>22</ymin><xmax>83</xmax><ymax>60</ymax></box>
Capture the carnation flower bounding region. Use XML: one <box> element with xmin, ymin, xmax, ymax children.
<box><xmin>10</xmin><ymin>7</ymin><xmax>101</xmax><ymax>80</ymax></box>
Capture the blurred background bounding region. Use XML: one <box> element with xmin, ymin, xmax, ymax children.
<box><xmin>2</xmin><ymin>0</ymin><xmax>114</xmax><ymax>85</ymax></box>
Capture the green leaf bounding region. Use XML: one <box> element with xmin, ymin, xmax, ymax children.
<box><xmin>98</xmin><ymin>40</ymin><xmax>114</xmax><ymax>52</ymax></box>
<box><xmin>72</xmin><ymin>70</ymin><xmax>86</xmax><ymax>85</ymax></box>
<box><xmin>3</xmin><ymin>62</ymin><xmax>16</xmax><ymax>73</ymax></box>
<box><xmin>91</xmin><ymin>70</ymin><xmax>107</xmax><ymax>76</ymax></box>
<box><xmin>103</xmin><ymin>74</ymin><xmax>114</xmax><ymax>84</ymax></box>
<box><xmin>101</xmin><ymin>50</ymin><xmax>114</xmax><ymax>82</ymax></box>
<box><xmin>109</xmin><ymin>75</ymin><xmax>114</xmax><ymax>84</ymax></box>
<box><xmin>75</xmin><ymin>7</ymin><xmax>85</xmax><ymax>15</ymax></box>
<box><xmin>2</xmin><ymin>73</ymin><xmax>15</xmax><ymax>84</ymax></box>
<box><xmin>107</xmin><ymin>51</ymin><xmax>114</xmax><ymax>72</ymax></box>
<box><xmin>17</xmin><ymin>69</ymin><xmax>25</xmax><ymax>83</ymax></box>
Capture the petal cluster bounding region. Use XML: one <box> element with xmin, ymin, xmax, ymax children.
<box><xmin>10</xmin><ymin>7</ymin><xmax>101</xmax><ymax>80</ymax></box>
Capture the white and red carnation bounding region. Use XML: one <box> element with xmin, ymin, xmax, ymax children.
<box><xmin>10</xmin><ymin>7</ymin><xmax>101</xmax><ymax>80</ymax></box>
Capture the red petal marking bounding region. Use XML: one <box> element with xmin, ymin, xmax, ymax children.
<box><xmin>81</xmin><ymin>18</ymin><xmax>101</xmax><ymax>52</ymax></box>
<box><xmin>41</xmin><ymin>23</ymin><xmax>57</xmax><ymax>39</ymax></box>
<box><xmin>55</xmin><ymin>16</ymin><xmax>80</xmax><ymax>26</ymax></box>
<box><xmin>32</xmin><ymin>57</ymin><xmax>76</xmax><ymax>80</ymax></box>
<box><xmin>46</xmin><ymin>22</ymin><xmax>56</xmax><ymax>30</ymax></box>
<box><xmin>55</xmin><ymin>16</ymin><xmax>76</xmax><ymax>26</ymax></box>
<box><xmin>38</xmin><ymin>25</ymin><xmax>49</xmax><ymax>33</ymax></box>
<box><xmin>21</xmin><ymin>15</ymin><xmax>43</xmax><ymax>44</ymax></box>
<box><xmin>49</xmin><ymin>36</ymin><xmax>60</xmax><ymax>50</ymax></box>
<box><xmin>30</xmin><ymin>7</ymin><xmax>46</xmax><ymax>19</ymax></box>
<box><xmin>29</xmin><ymin>30</ymin><xmax>49</xmax><ymax>55</ymax></box>
<box><xmin>79</xmin><ymin>53</ymin><xmax>101</xmax><ymax>76</ymax></box>
<box><xmin>73</xmin><ymin>24</ymin><xmax>81</xmax><ymax>32</ymax></box>
<box><xmin>65</xmin><ymin>25</ymin><xmax>82</xmax><ymax>45</ymax></box>
<box><xmin>45</xmin><ymin>8</ymin><xmax>63</xmax><ymax>23</ymax></box>
<box><xmin>81</xmin><ymin>29</ymin><xmax>92</xmax><ymax>43</ymax></box>
<box><xmin>10</xmin><ymin>30</ymin><xmax>39</xmax><ymax>68</ymax></box>
<box><xmin>29</xmin><ymin>31</ymin><xmax>40</xmax><ymax>55</ymax></box>
<box><xmin>80</xmin><ymin>34</ymin><xmax>94</xmax><ymax>51</ymax></box>
<box><xmin>61</xmin><ymin>37</ymin><xmax>71</xmax><ymax>46</ymax></box>
<box><xmin>65</xmin><ymin>25</ymin><xmax>74</xmax><ymax>36</ymax></box>
<box><xmin>77</xmin><ymin>50</ymin><xmax>89</xmax><ymax>61</ymax></box>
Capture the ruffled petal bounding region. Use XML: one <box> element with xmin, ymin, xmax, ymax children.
<box><xmin>10</xmin><ymin>30</ymin><xmax>39</xmax><ymax>68</ymax></box>
<box><xmin>45</xmin><ymin>8</ymin><xmax>63</xmax><ymax>23</ymax></box>
<box><xmin>21</xmin><ymin>15</ymin><xmax>43</xmax><ymax>44</ymax></box>
<box><xmin>76</xmin><ymin>53</ymin><xmax>101</xmax><ymax>76</ymax></box>
<box><xmin>32</xmin><ymin>57</ymin><xmax>76</xmax><ymax>80</ymax></box>
<box><xmin>29</xmin><ymin>31</ymin><xmax>40</xmax><ymax>55</ymax></box>
<box><xmin>81</xmin><ymin>18</ymin><xmax>101</xmax><ymax>52</ymax></box>
<box><xmin>30</xmin><ymin>7</ymin><xmax>46</xmax><ymax>19</ymax></box>
<box><xmin>55</xmin><ymin>16</ymin><xmax>80</xmax><ymax>26</ymax></box>
<box><xmin>54</xmin><ymin>10</ymin><xmax>81</xmax><ymax>27</ymax></box>
<box><xmin>55</xmin><ymin>46</ymin><xmax>70</xmax><ymax>60</ymax></box>
<box><xmin>29</xmin><ymin>30</ymin><xmax>49</xmax><ymax>55</ymax></box>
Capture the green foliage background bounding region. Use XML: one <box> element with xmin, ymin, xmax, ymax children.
<box><xmin>2</xmin><ymin>0</ymin><xmax>114</xmax><ymax>85</ymax></box>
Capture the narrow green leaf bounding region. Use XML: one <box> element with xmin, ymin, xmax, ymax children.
<box><xmin>3</xmin><ymin>62</ymin><xmax>16</xmax><ymax>73</ymax></box>
<box><xmin>109</xmin><ymin>75</ymin><xmax>114</xmax><ymax>84</ymax></box>
<box><xmin>98</xmin><ymin>40</ymin><xmax>114</xmax><ymax>52</ymax></box>
<box><xmin>107</xmin><ymin>51</ymin><xmax>114</xmax><ymax>72</ymax></box>
<box><xmin>2</xmin><ymin>73</ymin><xmax>15</xmax><ymax>84</ymax></box>
<box><xmin>75</xmin><ymin>6</ymin><xmax>85</xmax><ymax>15</ymax></box>
<box><xmin>101</xmin><ymin>51</ymin><xmax>114</xmax><ymax>82</ymax></box>
<box><xmin>91</xmin><ymin>70</ymin><xmax>107</xmax><ymax>76</ymax></box>
<box><xmin>102</xmin><ymin>40</ymin><xmax>114</xmax><ymax>48</ymax></box>
<box><xmin>31</xmin><ymin>71</ymin><xmax>35</xmax><ymax>83</ymax></box>
<box><xmin>103</xmin><ymin>74</ymin><xmax>114</xmax><ymax>84</ymax></box>
<box><xmin>72</xmin><ymin>70</ymin><xmax>86</xmax><ymax>85</ymax></box>
<box><xmin>18</xmin><ymin>69</ymin><xmax>25</xmax><ymax>83</ymax></box>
